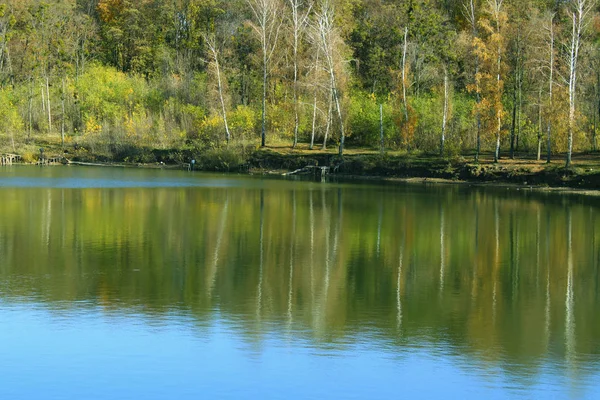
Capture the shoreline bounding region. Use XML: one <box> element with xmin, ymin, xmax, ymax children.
<box><xmin>4</xmin><ymin>147</ymin><xmax>600</xmax><ymax>196</ymax></box>
<box><xmin>330</xmin><ymin>174</ymin><xmax>600</xmax><ymax>197</ymax></box>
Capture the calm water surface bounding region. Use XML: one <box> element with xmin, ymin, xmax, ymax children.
<box><xmin>0</xmin><ymin>166</ymin><xmax>599</xmax><ymax>399</ymax></box>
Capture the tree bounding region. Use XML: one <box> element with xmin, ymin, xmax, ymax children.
<box><xmin>473</xmin><ymin>0</ymin><xmax>508</xmax><ymax>163</ymax></box>
<box><xmin>566</xmin><ymin>0</ymin><xmax>595</xmax><ymax>167</ymax></box>
<box><xmin>315</xmin><ymin>0</ymin><xmax>346</xmax><ymax>156</ymax></box>
<box><xmin>204</xmin><ymin>33</ymin><xmax>231</xmax><ymax>144</ymax></box>
<box><xmin>246</xmin><ymin>0</ymin><xmax>283</xmax><ymax>147</ymax></box>
<box><xmin>0</xmin><ymin>88</ymin><xmax>24</xmax><ymax>151</ymax></box>
<box><xmin>286</xmin><ymin>0</ymin><xmax>311</xmax><ymax>148</ymax></box>
<box><xmin>464</xmin><ymin>0</ymin><xmax>483</xmax><ymax>162</ymax></box>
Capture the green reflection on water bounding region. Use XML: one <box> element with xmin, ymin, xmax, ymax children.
<box><xmin>0</xmin><ymin>168</ymin><xmax>599</xmax><ymax>378</ymax></box>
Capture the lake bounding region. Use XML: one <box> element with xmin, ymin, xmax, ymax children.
<box><xmin>0</xmin><ymin>166</ymin><xmax>599</xmax><ymax>399</ymax></box>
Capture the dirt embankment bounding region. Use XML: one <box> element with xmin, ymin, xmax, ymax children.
<box><xmin>247</xmin><ymin>150</ymin><xmax>600</xmax><ymax>190</ymax></box>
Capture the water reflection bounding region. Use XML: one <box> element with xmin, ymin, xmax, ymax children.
<box><xmin>0</xmin><ymin>171</ymin><xmax>600</xmax><ymax>393</ymax></box>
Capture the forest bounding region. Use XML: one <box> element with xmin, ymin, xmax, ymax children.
<box><xmin>0</xmin><ymin>0</ymin><xmax>599</xmax><ymax>166</ymax></box>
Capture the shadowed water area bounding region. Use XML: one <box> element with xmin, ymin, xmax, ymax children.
<box><xmin>0</xmin><ymin>166</ymin><xmax>599</xmax><ymax>399</ymax></box>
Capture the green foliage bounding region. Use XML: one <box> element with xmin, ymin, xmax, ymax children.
<box><xmin>0</xmin><ymin>0</ymin><xmax>598</xmax><ymax>161</ymax></box>
<box><xmin>0</xmin><ymin>88</ymin><xmax>24</xmax><ymax>149</ymax></box>
<box><xmin>77</xmin><ymin>64</ymin><xmax>148</xmax><ymax>127</ymax></box>
<box><xmin>412</xmin><ymin>94</ymin><xmax>442</xmax><ymax>151</ymax></box>
<box><xmin>347</xmin><ymin>92</ymin><xmax>379</xmax><ymax>146</ymax></box>
<box><xmin>228</xmin><ymin>105</ymin><xmax>258</xmax><ymax>141</ymax></box>
<box><xmin>197</xmin><ymin>146</ymin><xmax>245</xmax><ymax>171</ymax></box>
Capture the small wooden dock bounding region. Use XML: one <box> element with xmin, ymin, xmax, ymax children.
<box><xmin>37</xmin><ymin>156</ymin><xmax>63</xmax><ymax>166</ymax></box>
<box><xmin>1</xmin><ymin>154</ymin><xmax>21</xmax><ymax>165</ymax></box>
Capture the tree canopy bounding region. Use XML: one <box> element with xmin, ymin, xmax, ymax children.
<box><xmin>0</xmin><ymin>0</ymin><xmax>599</xmax><ymax>162</ymax></box>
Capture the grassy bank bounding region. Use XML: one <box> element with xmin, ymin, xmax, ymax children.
<box><xmin>3</xmin><ymin>136</ymin><xmax>600</xmax><ymax>190</ymax></box>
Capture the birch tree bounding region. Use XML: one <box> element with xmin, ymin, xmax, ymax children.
<box><xmin>287</xmin><ymin>0</ymin><xmax>311</xmax><ymax>148</ymax></box>
<box><xmin>203</xmin><ymin>33</ymin><xmax>231</xmax><ymax>144</ymax></box>
<box><xmin>440</xmin><ymin>66</ymin><xmax>449</xmax><ymax>155</ymax></box>
<box><xmin>545</xmin><ymin>14</ymin><xmax>555</xmax><ymax>164</ymax></box>
<box><xmin>401</xmin><ymin>26</ymin><xmax>410</xmax><ymax>142</ymax></box>
<box><xmin>315</xmin><ymin>0</ymin><xmax>345</xmax><ymax>156</ymax></box>
<box><xmin>464</xmin><ymin>0</ymin><xmax>482</xmax><ymax>162</ymax></box>
<box><xmin>246</xmin><ymin>0</ymin><xmax>283</xmax><ymax>147</ymax></box>
<box><xmin>566</xmin><ymin>0</ymin><xmax>594</xmax><ymax>167</ymax></box>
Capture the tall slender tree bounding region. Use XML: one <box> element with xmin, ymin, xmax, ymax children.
<box><xmin>473</xmin><ymin>0</ymin><xmax>508</xmax><ymax>163</ymax></box>
<box><xmin>315</xmin><ymin>0</ymin><xmax>345</xmax><ymax>156</ymax></box>
<box><xmin>246</xmin><ymin>0</ymin><xmax>283</xmax><ymax>147</ymax></box>
<box><xmin>287</xmin><ymin>0</ymin><xmax>311</xmax><ymax>148</ymax></box>
<box><xmin>566</xmin><ymin>0</ymin><xmax>595</xmax><ymax>167</ymax></box>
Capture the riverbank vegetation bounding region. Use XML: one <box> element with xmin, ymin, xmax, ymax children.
<box><xmin>1</xmin><ymin>0</ymin><xmax>600</xmax><ymax>169</ymax></box>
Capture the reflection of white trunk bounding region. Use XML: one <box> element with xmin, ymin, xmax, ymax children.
<box><xmin>545</xmin><ymin>211</ymin><xmax>551</xmax><ymax>348</ymax></box>
<box><xmin>315</xmin><ymin>189</ymin><xmax>330</xmax><ymax>333</ymax></box>
<box><xmin>493</xmin><ymin>201</ymin><xmax>499</xmax><ymax>323</ymax></box>
<box><xmin>514</xmin><ymin>216</ymin><xmax>520</xmax><ymax>298</ymax></box>
<box><xmin>287</xmin><ymin>191</ymin><xmax>296</xmax><ymax>326</ymax></box>
<box><xmin>324</xmin><ymin>197</ymin><xmax>330</xmax><ymax>300</ymax></box>
<box><xmin>545</xmin><ymin>254</ymin><xmax>551</xmax><ymax>350</ymax></box>
<box><xmin>61</xmin><ymin>189</ymin><xmax>66</xmax><ymax>247</ymax></box>
<box><xmin>566</xmin><ymin>210</ymin><xmax>575</xmax><ymax>365</ymax></box>
<box><xmin>536</xmin><ymin>209</ymin><xmax>541</xmax><ymax>289</ymax></box>
<box><xmin>44</xmin><ymin>190</ymin><xmax>52</xmax><ymax>247</ymax></box>
<box><xmin>376</xmin><ymin>200</ymin><xmax>382</xmax><ymax>256</ymax></box>
<box><xmin>257</xmin><ymin>193</ymin><xmax>265</xmax><ymax>320</ymax></box>
<box><xmin>207</xmin><ymin>196</ymin><xmax>229</xmax><ymax>298</ymax></box>
<box><xmin>310</xmin><ymin>190</ymin><xmax>315</xmax><ymax>304</ymax></box>
<box><xmin>471</xmin><ymin>208</ymin><xmax>479</xmax><ymax>300</ymax></box>
<box><xmin>397</xmin><ymin>243</ymin><xmax>403</xmax><ymax>331</ymax></box>
<box><xmin>440</xmin><ymin>207</ymin><xmax>445</xmax><ymax>293</ymax></box>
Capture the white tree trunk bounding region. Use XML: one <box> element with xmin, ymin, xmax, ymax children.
<box><xmin>440</xmin><ymin>67</ymin><xmax>449</xmax><ymax>156</ymax></box>
<box><xmin>316</xmin><ymin>1</ymin><xmax>345</xmax><ymax>156</ymax></box>
<box><xmin>246</xmin><ymin>0</ymin><xmax>282</xmax><ymax>148</ymax></box>
<box><xmin>493</xmin><ymin>1</ymin><xmax>503</xmax><ymax>163</ymax></box>
<box><xmin>567</xmin><ymin>0</ymin><xmax>593</xmax><ymax>167</ymax></box>
<box><xmin>547</xmin><ymin>16</ymin><xmax>554</xmax><ymax>164</ymax></box>
<box><xmin>537</xmin><ymin>88</ymin><xmax>543</xmax><ymax>161</ymax></box>
<box><xmin>46</xmin><ymin>75</ymin><xmax>52</xmax><ymax>133</ymax></box>
<box><xmin>205</xmin><ymin>35</ymin><xmax>231</xmax><ymax>144</ymax></box>
<box><xmin>287</xmin><ymin>0</ymin><xmax>310</xmax><ymax>148</ymax></box>
<box><xmin>61</xmin><ymin>78</ymin><xmax>66</xmax><ymax>150</ymax></box>
<box><xmin>310</xmin><ymin>50</ymin><xmax>320</xmax><ymax>150</ymax></box>
<box><xmin>322</xmin><ymin>90</ymin><xmax>332</xmax><ymax>150</ymax></box>
<box><xmin>401</xmin><ymin>27</ymin><xmax>409</xmax><ymax>129</ymax></box>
